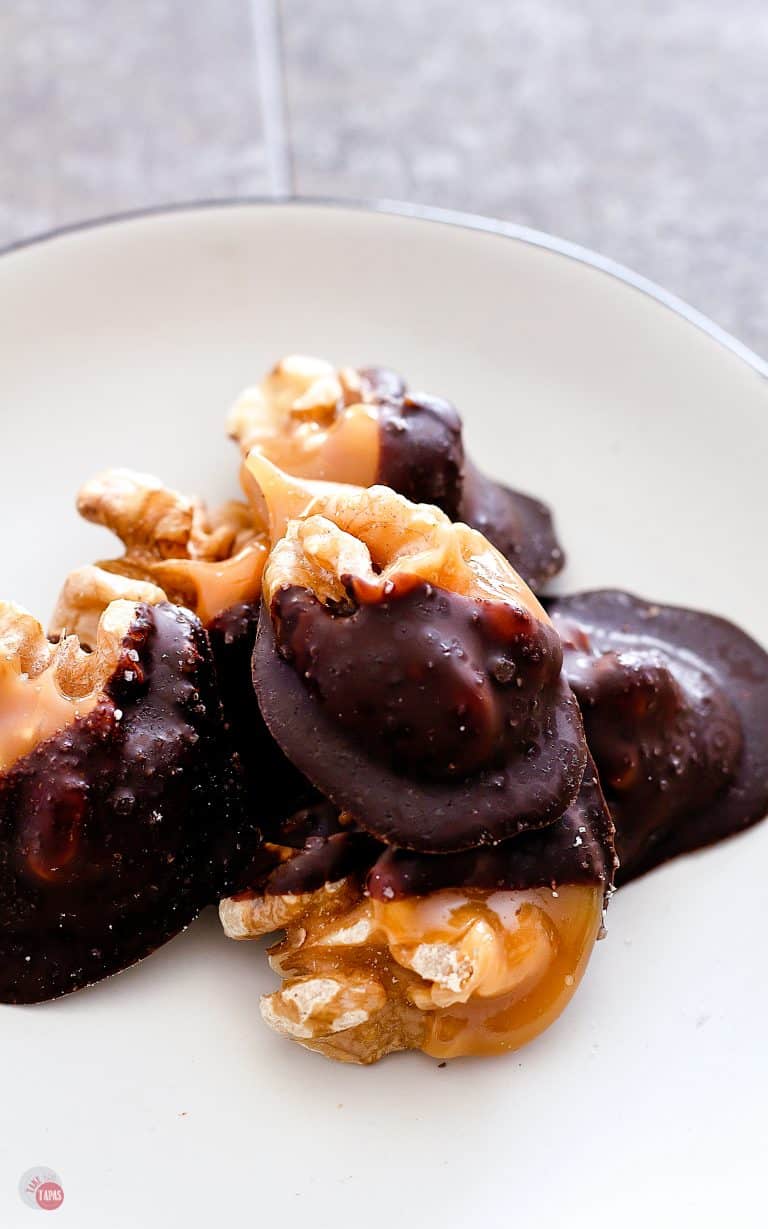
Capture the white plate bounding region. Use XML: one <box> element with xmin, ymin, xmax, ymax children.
<box><xmin>1</xmin><ymin>202</ymin><xmax>766</xmax><ymax>1229</ymax></box>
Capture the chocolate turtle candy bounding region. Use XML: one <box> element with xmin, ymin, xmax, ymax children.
<box><xmin>228</xmin><ymin>355</ymin><xmax>564</xmax><ymax>590</ymax></box>
<box><xmin>0</xmin><ymin>598</ymin><xmax>249</xmax><ymax>1003</ymax></box>
<box><xmin>548</xmin><ymin>590</ymin><xmax>768</xmax><ymax>883</ymax></box>
<box><xmin>251</xmin><ymin>472</ymin><xmax>587</xmax><ymax>852</ymax></box>
<box><xmin>220</xmin><ymin>762</ymin><xmax>615</xmax><ymax>1063</ymax></box>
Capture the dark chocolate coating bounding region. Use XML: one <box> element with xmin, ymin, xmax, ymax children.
<box><xmin>246</xmin><ymin>801</ymin><xmax>382</xmax><ymax>898</ymax></box>
<box><xmin>357</xmin><ymin>366</ymin><xmax>407</xmax><ymax>405</ymax></box>
<box><xmin>253</xmin><ymin>581</ymin><xmax>587</xmax><ymax>852</ymax></box>
<box><xmin>359</xmin><ymin>366</ymin><xmax>564</xmax><ymax>590</ymax></box>
<box><xmin>0</xmin><ymin>602</ymin><xmax>251</xmax><ymax>1004</ymax></box>
<box><xmin>548</xmin><ymin>590</ymin><xmax>768</xmax><ymax>883</ymax></box>
<box><xmin>377</xmin><ymin>393</ymin><xmax>464</xmax><ymax>519</ymax></box>
<box><xmin>207</xmin><ymin>602</ymin><xmax>316</xmax><ymax>831</ymax></box>
<box><xmin>250</xmin><ymin>757</ymin><xmax>614</xmax><ymax>902</ymax></box>
<box><xmin>366</xmin><ymin>755</ymin><xmax>615</xmax><ymax>899</ymax></box>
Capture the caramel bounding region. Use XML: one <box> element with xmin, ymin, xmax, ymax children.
<box><xmin>393</xmin><ymin>886</ymin><xmax>602</xmax><ymax>1059</ymax></box>
<box><xmin>242</xmin><ymin>404</ymin><xmax>380</xmax><ymax>487</ymax></box>
<box><xmin>229</xmin><ymin>356</ymin><xmax>381</xmax><ymax>487</ymax></box>
<box><xmin>151</xmin><ymin>541</ymin><xmax>268</xmax><ymax>625</ymax></box>
<box><xmin>0</xmin><ymin>600</ymin><xmax>131</xmax><ymax>775</ymax></box>
<box><xmin>0</xmin><ymin>656</ymin><xmax>99</xmax><ymax>776</ymax></box>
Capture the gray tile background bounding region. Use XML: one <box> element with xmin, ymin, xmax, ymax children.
<box><xmin>1</xmin><ymin>0</ymin><xmax>766</xmax><ymax>354</ymax></box>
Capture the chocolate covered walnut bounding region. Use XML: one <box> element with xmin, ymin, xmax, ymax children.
<box><xmin>221</xmin><ymin>782</ymin><xmax>612</xmax><ymax>1063</ymax></box>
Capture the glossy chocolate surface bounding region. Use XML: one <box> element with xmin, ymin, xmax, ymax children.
<box><xmin>0</xmin><ymin>602</ymin><xmax>250</xmax><ymax>1003</ymax></box>
<box><xmin>377</xmin><ymin>392</ymin><xmax>464</xmax><ymax>519</ymax></box>
<box><xmin>549</xmin><ymin>590</ymin><xmax>768</xmax><ymax>882</ymax></box>
<box><xmin>253</xmin><ymin>580</ymin><xmax>587</xmax><ymax>852</ymax></box>
<box><xmin>360</xmin><ymin>366</ymin><xmax>564</xmax><ymax>589</ymax></box>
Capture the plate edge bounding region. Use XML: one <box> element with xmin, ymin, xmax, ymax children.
<box><xmin>2</xmin><ymin>194</ymin><xmax>766</xmax><ymax>379</ymax></box>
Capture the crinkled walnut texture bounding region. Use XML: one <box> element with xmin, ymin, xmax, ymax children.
<box><xmin>50</xmin><ymin>564</ymin><xmax>166</xmax><ymax>649</ymax></box>
<box><xmin>250</xmin><ymin>460</ymin><xmax>587</xmax><ymax>852</ymax></box>
<box><xmin>76</xmin><ymin>468</ymin><xmax>268</xmax><ymax>625</ymax></box>
<box><xmin>221</xmin><ymin>878</ymin><xmax>603</xmax><ymax>1063</ymax></box>
<box><xmin>250</xmin><ymin>452</ymin><xmax>545</xmax><ymax>617</ymax></box>
<box><xmin>229</xmin><ymin>354</ymin><xmax>564</xmax><ymax>590</ymax></box>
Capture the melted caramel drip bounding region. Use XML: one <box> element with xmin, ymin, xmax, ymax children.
<box><xmin>255</xmin><ymin>403</ymin><xmax>381</xmax><ymax>487</ymax></box>
<box><xmin>379</xmin><ymin>887</ymin><xmax>602</xmax><ymax>1059</ymax></box>
<box><xmin>152</xmin><ymin>541</ymin><xmax>268</xmax><ymax>625</ymax></box>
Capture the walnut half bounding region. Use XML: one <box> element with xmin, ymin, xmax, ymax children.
<box><xmin>220</xmin><ymin>878</ymin><xmax>603</xmax><ymax>1064</ymax></box>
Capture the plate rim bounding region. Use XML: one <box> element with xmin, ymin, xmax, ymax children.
<box><xmin>1</xmin><ymin>193</ymin><xmax>766</xmax><ymax>379</ymax></box>
<box><xmin>2</xmin><ymin>198</ymin><xmax>767</xmax><ymax>1225</ymax></box>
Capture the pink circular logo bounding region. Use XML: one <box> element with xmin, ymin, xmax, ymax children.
<box><xmin>18</xmin><ymin>1168</ymin><xmax>65</xmax><ymax>1213</ymax></box>
<box><xmin>35</xmin><ymin>1182</ymin><xmax>64</xmax><ymax>1211</ymax></box>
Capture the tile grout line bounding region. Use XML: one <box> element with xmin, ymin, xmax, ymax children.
<box><xmin>250</xmin><ymin>0</ymin><xmax>294</xmax><ymax>197</ymax></box>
